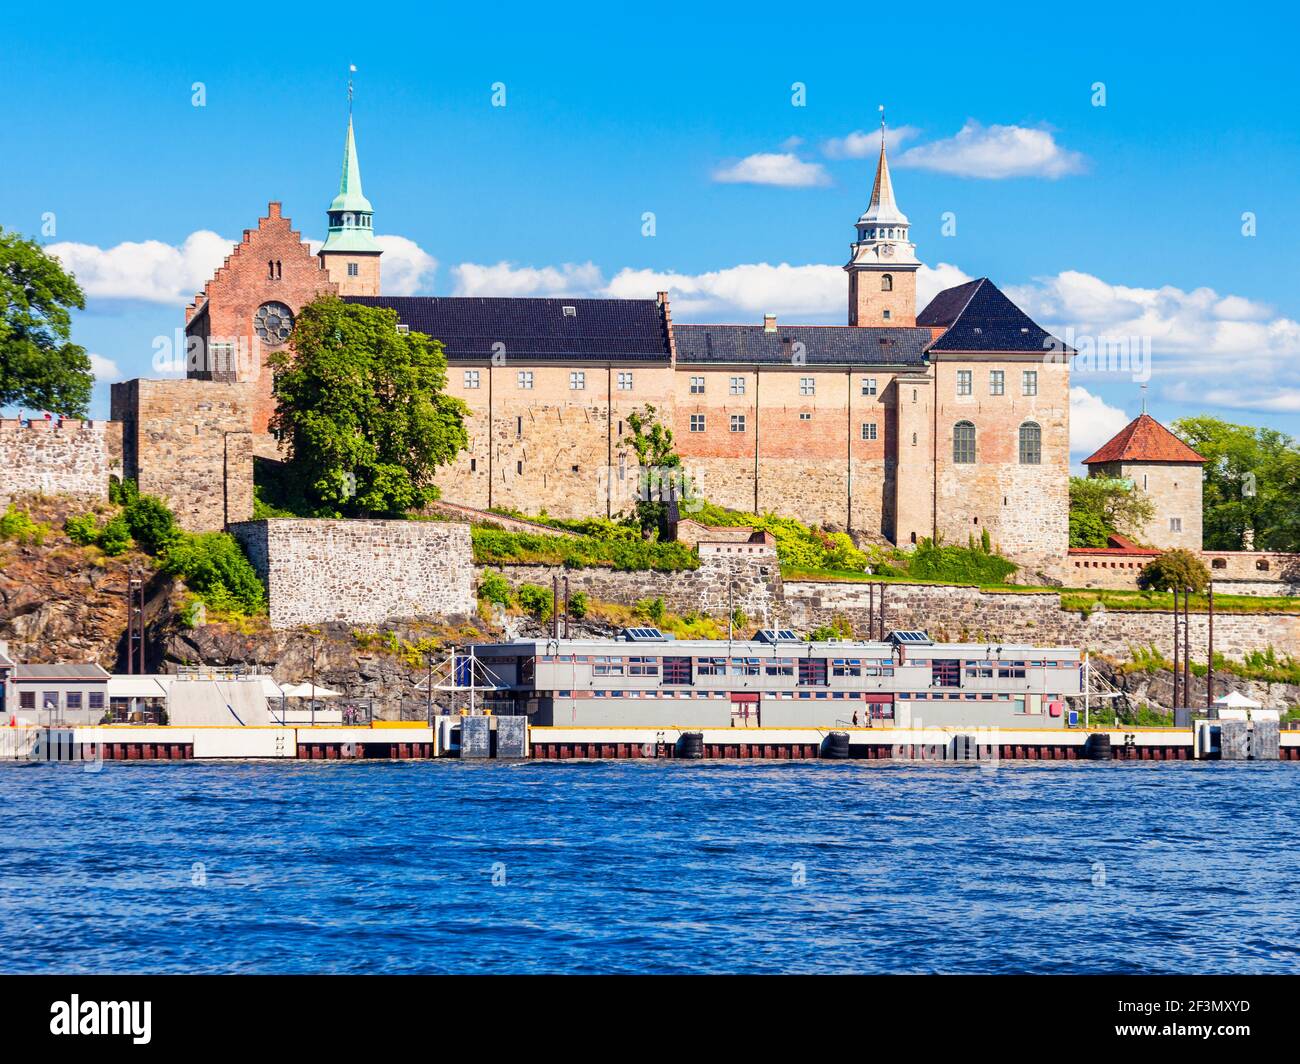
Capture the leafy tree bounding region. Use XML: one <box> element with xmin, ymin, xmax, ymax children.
<box><xmin>1138</xmin><ymin>548</ymin><xmax>1210</xmax><ymax>592</ymax></box>
<box><xmin>160</xmin><ymin>533</ymin><xmax>266</xmax><ymax>614</ymax></box>
<box><xmin>1068</xmin><ymin>476</ymin><xmax>1155</xmax><ymax>546</ymax></box>
<box><xmin>625</xmin><ymin>404</ymin><xmax>690</xmax><ymax>539</ymax></box>
<box><xmin>0</xmin><ymin>229</ymin><xmax>94</xmax><ymax>415</ymax></box>
<box><xmin>568</xmin><ymin>590</ymin><xmax>589</xmax><ymax>619</ymax></box>
<box><xmin>1173</xmin><ymin>416</ymin><xmax>1300</xmax><ymax>551</ymax></box>
<box><xmin>270</xmin><ymin>297</ymin><xmax>469</xmax><ymax>516</ymax></box>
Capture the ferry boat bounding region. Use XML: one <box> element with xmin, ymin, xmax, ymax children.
<box><xmin>459</xmin><ymin>629</ymin><xmax>1083</xmax><ymax>730</ymax></box>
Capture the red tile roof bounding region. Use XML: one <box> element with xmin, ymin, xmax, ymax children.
<box><xmin>1082</xmin><ymin>413</ymin><xmax>1206</xmax><ymax>465</ymax></box>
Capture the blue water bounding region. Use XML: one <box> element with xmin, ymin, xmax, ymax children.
<box><xmin>2</xmin><ymin>760</ymin><xmax>1297</xmax><ymax>974</ymax></box>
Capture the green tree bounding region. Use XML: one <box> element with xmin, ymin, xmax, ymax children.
<box><xmin>0</xmin><ymin>229</ymin><xmax>94</xmax><ymax>415</ymax></box>
<box><xmin>1068</xmin><ymin>476</ymin><xmax>1155</xmax><ymax>546</ymax></box>
<box><xmin>625</xmin><ymin>404</ymin><xmax>690</xmax><ymax>539</ymax></box>
<box><xmin>269</xmin><ymin>297</ymin><xmax>469</xmax><ymax>516</ymax></box>
<box><xmin>1138</xmin><ymin>548</ymin><xmax>1210</xmax><ymax>592</ymax></box>
<box><xmin>1173</xmin><ymin>415</ymin><xmax>1300</xmax><ymax>552</ymax></box>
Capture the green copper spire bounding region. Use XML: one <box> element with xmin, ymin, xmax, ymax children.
<box><xmin>321</xmin><ymin>113</ymin><xmax>380</xmax><ymax>254</ymax></box>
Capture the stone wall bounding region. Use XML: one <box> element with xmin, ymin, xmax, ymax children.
<box><xmin>482</xmin><ymin>542</ymin><xmax>782</xmax><ymax>627</ymax></box>
<box><xmin>111</xmin><ymin>378</ymin><xmax>254</xmax><ymax>532</ymax></box>
<box><xmin>231</xmin><ymin>519</ymin><xmax>475</xmax><ymax>629</ymax></box>
<box><xmin>783</xmin><ymin>580</ymin><xmax>1300</xmax><ymax>661</ymax></box>
<box><xmin>0</xmin><ymin>419</ymin><xmax>122</xmax><ymax>503</ymax></box>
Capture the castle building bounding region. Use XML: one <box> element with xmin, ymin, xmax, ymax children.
<box><xmin>179</xmin><ymin>110</ymin><xmax>1073</xmax><ymax>561</ymax></box>
<box><xmin>1082</xmin><ymin>412</ymin><xmax>1206</xmax><ymax>551</ymax></box>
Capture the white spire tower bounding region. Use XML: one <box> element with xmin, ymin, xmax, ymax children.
<box><xmin>844</xmin><ymin>106</ymin><xmax>921</xmax><ymax>327</ymax></box>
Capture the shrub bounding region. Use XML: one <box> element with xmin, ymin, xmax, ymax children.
<box><xmin>568</xmin><ymin>590</ymin><xmax>589</xmax><ymax>619</ymax></box>
<box><xmin>477</xmin><ymin>570</ymin><xmax>513</xmax><ymax>607</ymax></box>
<box><xmin>97</xmin><ymin>515</ymin><xmax>134</xmax><ymax>556</ymax></box>
<box><xmin>516</xmin><ymin>582</ymin><xmax>553</xmax><ymax>622</ymax></box>
<box><xmin>635</xmin><ymin>596</ymin><xmax>666</xmax><ymax>625</ymax></box>
<box><xmin>160</xmin><ymin>532</ymin><xmax>266</xmax><ymax>614</ymax></box>
<box><xmin>64</xmin><ymin>512</ymin><xmax>102</xmax><ymax>546</ymax></box>
<box><xmin>0</xmin><ymin>505</ymin><xmax>50</xmax><ymax>546</ymax></box>
<box><xmin>470</xmin><ymin>527</ymin><xmax>697</xmax><ymax>572</ymax></box>
<box><xmin>123</xmin><ymin>494</ymin><xmax>180</xmax><ymax>553</ymax></box>
<box><xmin>1139</xmin><ymin>549</ymin><xmax>1210</xmax><ymax>593</ymax></box>
<box><xmin>907</xmin><ymin>538</ymin><xmax>1017</xmax><ymax>585</ymax></box>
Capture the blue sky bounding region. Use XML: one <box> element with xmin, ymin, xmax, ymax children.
<box><xmin>3</xmin><ymin>0</ymin><xmax>1298</xmax><ymax>458</ymax></box>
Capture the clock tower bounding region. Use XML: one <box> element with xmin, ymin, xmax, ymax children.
<box><xmin>845</xmin><ymin>117</ymin><xmax>919</xmax><ymax>327</ymax></box>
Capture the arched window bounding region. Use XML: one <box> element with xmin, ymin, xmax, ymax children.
<box><xmin>953</xmin><ymin>421</ymin><xmax>976</xmax><ymax>464</ymax></box>
<box><xmin>1019</xmin><ymin>422</ymin><xmax>1042</xmax><ymax>465</ymax></box>
<box><xmin>881</xmin><ymin>274</ymin><xmax>893</xmax><ymax>292</ymax></box>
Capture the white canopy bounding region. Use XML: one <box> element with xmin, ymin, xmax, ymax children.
<box><xmin>106</xmin><ymin>676</ymin><xmax>169</xmax><ymax>699</ymax></box>
<box><xmin>281</xmin><ymin>683</ymin><xmax>342</xmax><ymax>699</ymax></box>
<box><xmin>1215</xmin><ymin>690</ymin><xmax>1262</xmax><ymax>709</ymax></box>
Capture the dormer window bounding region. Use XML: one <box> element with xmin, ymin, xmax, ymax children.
<box><xmin>562</xmin><ymin>305</ymin><xmax>577</xmax><ymax>317</ymax></box>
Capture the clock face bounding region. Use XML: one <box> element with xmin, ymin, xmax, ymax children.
<box><xmin>879</xmin><ymin>243</ymin><xmax>894</xmax><ymax>257</ymax></box>
<box><xmin>254</xmin><ymin>302</ymin><xmax>294</xmax><ymax>345</ymax></box>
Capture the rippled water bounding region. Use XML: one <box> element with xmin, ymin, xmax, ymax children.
<box><xmin>1</xmin><ymin>760</ymin><xmax>1297</xmax><ymax>974</ymax></box>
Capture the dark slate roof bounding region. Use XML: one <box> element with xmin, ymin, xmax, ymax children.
<box><xmin>343</xmin><ymin>296</ymin><xmax>671</xmax><ymax>362</ymax></box>
<box><xmin>917</xmin><ymin>277</ymin><xmax>1071</xmax><ymax>355</ymax></box>
<box><xmin>673</xmin><ymin>324</ymin><xmax>932</xmax><ymax>366</ymax></box>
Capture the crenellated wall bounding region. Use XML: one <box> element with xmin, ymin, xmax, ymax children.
<box><xmin>0</xmin><ymin>419</ymin><xmax>122</xmax><ymax>503</ymax></box>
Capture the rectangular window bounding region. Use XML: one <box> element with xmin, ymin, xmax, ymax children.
<box><xmin>956</xmin><ymin>370</ymin><xmax>972</xmax><ymax>396</ymax></box>
<box><xmin>832</xmin><ymin>659</ymin><xmax>862</xmax><ymax>677</ymax></box>
<box><xmin>1170</xmin><ymin>517</ymin><xmax>1182</xmax><ymax>533</ymax></box>
<box><xmin>799</xmin><ymin>377</ymin><xmax>815</xmax><ymax>396</ymax></box>
<box><xmin>730</xmin><ymin>414</ymin><xmax>746</xmax><ymax>432</ymax></box>
<box><xmin>593</xmin><ymin>656</ymin><xmax>625</xmax><ymax>676</ymax></box>
<box><xmin>729</xmin><ymin>658</ymin><xmax>761</xmax><ymax>677</ymax></box>
<box><xmin>516</xmin><ymin>460</ymin><xmax>524</xmax><ymax>475</ymax></box>
<box><xmin>464</xmin><ymin>370</ymin><xmax>480</xmax><ymax>389</ymax></box>
<box><xmin>88</xmin><ymin>692</ymin><xmax>104</xmax><ymax>710</ymax></box>
<box><xmin>569</xmin><ymin>371</ymin><xmax>585</xmax><ymax>390</ymax></box>
<box><xmin>19</xmin><ymin>691</ymin><xmax>34</xmax><ymax>710</ymax></box>
<box><xmin>689</xmin><ymin>414</ymin><xmax>705</xmax><ymax>433</ymax></box>
<box><xmin>729</xmin><ymin>376</ymin><xmax>746</xmax><ymax>395</ymax></box>
<box><xmin>42</xmin><ymin>691</ymin><xmax>59</xmax><ymax>710</ymax></box>
<box><xmin>689</xmin><ymin>376</ymin><xmax>705</xmax><ymax>394</ymax></box>
<box><xmin>347</xmin><ymin>262</ymin><xmax>359</xmax><ymax>277</ymax></box>
<box><xmin>66</xmin><ymin>692</ymin><xmax>82</xmax><ymax>710</ymax></box>
<box><xmin>799</xmin><ymin>412</ymin><xmax>812</xmax><ymax>421</ymax></box>
<box><xmin>765</xmin><ymin>660</ymin><xmax>794</xmax><ymax>676</ymax></box>
<box><xmin>861</xmin><ymin>422</ymin><xmax>878</xmax><ymax>441</ymax></box>
<box><xmin>617</xmin><ymin>371</ymin><xmax>634</xmax><ymax>391</ymax></box>
<box><xmin>1022</xmin><ymin>370</ymin><xmax>1038</xmax><ymax>396</ymax></box>
<box><xmin>517</xmin><ymin>371</ymin><xmax>534</xmax><ymax>389</ymax></box>
<box><xmin>861</xmin><ymin>377</ymin><xmax>877</xmax><ymax>397</ymax></box>
<box><xmin>797</xmin><ymin>659</ymin><xmax>828</xmax><ymax>686</ymax></box>
<box><xmin>627</xmin><ymin>656</ymin><xmax>659</xmax><ymax>676</ymax></box>
<box><xmin>989</xmin><ymin>370</ymin><xmax>1004</xmax><ymax>396</ymax></box>
<box><xmin>663</xmin><ymin>657</ymin><xmax>692</xmax><ymax>685</ymax></box>
<box><xmin>931</xmin><ymin>660</ymin><xmax>961</xmax><ymax>687</ymax></box>
<box><xmin>696</xmin><ymin>657</ymin><xmax>727</xmax><ymax>676</ymax></box>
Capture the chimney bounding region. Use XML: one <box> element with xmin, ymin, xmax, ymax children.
<box><xmin>656</xmin><ymin>290</ymin><xmax>669</xmax><ymax>305</ymax></box>
<box><xmin>763</xmin><ymin>313</ymin><xmax>777</xmax><ymax>333</ymax></box>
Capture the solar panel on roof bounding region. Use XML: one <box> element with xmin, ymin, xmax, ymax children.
<box><xmin>888</xmin><ymin>630</ymin><xmax>932</xmax><ymax>645</ymax></box>
<box><xmin>622</xmin><ymin>627</ymin><xmax>666</xmax><ymax>642</ymax></box>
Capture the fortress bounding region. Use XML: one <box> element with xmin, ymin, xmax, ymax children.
<box><xmin>12</xmin><ymin>106</ymin><xmax>1286</xmax><ymax>592</ymax></box>
<box><xmin>165</xmin><ymin>110</ymin><xmax>1075</xmax><ymax>563</ymax></box>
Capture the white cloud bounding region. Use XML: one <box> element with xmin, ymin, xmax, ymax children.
<box><xmin>455</xmin><ymin>258</ymin><xmax>971</xmax><ymax>322</ymax></box>
<box><xmin>450</xmin><ymin>261</ymin><xmax>605</xmax><ymax>298</ymax></box>
<box><xmin>821</xmin><ymin>124</ymin><xmax>921</xmax><ymax>159</ymax></box>
<box><xmin>374</xmin><ymin>235</ymin><xmax>437</xmax><ymax>295</ymax></box>
<box><xmin>88</xmin><ymin>353</ymin><xmax>122</xmax><ymax>383</ymax></box>
<box><xmin>48</xmin><ymin>230</ymin><xmax>439</xmax><ymax>304</ymax></box>
<box><xmin>712</xmin><ymin>152</ymin><xmax>830</xmax><ymax>188</ymax></box>
<box><xmin>1069</xmin><ymin>386</ymin><xmax>1131</xmax><ymax>457</ymax></box>
<box><xmin>896</xmin><ymin>120</ymin><xmax>1086</xmax><ymax>179</ymax></box>
<box><xmin>1007</xmin><ymin>270</ymin><xmax>1300</xmax><ymax>416</ymax></box>
<box><xmin>48</xmin><ymin>231</ymin><xmax>234</xmax><ymax>304</ymax></box>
